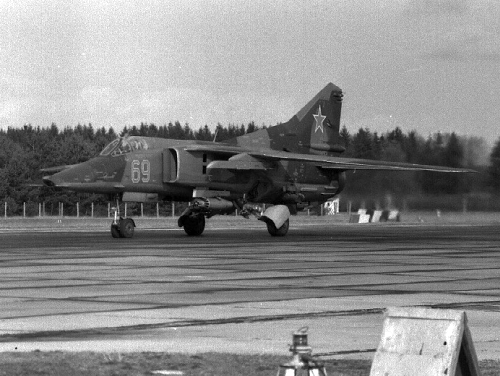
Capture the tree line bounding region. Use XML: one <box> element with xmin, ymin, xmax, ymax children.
<box><xmin>0</xmin><ymin>121</ymin><xmax>499</xmax><ymax>216</ymax></box>
<box><xmin>337</xmin><ymin>126</ymin><xmax>498</xmax><ymax>211</ymax></box>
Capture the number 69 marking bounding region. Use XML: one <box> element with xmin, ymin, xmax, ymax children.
<box><xmin>131</xmin><ymin>159</ymin><xmax>150</xmax><ymax>183</ymax></box>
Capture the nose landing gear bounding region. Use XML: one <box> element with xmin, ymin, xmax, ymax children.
<box><xmin>110</xmin><ymin>207</ymin><xmax>136</xmax><ymax>238</ymax></box>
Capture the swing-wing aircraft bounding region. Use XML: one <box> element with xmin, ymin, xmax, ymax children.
<box><xmin>42</xmin><ymin>83</ymin><xmax>473</xmax><ymax>237</ymax></box>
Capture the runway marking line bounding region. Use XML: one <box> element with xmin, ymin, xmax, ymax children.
<box><xmin>0</xmin><ymin>222</ymin><xmax>491</xmax><ymax>234</ymax></box>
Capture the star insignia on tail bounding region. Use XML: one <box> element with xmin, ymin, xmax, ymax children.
<box><xmin>313</xmin><ymin>106</ymin><xmax>326</xmax><ymax>133</ymax></box>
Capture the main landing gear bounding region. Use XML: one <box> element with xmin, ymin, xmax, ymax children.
<box><xmin>178</xmin><ymin>212</ymin><xmax>206</xmax><ymax>236</ymax></box>
<box><xmin>110</xmin><ymin>207</ymin><xmax>136</xmax><ymax>238</ymax></box>
<box><xmin>109</xmin><ymin>199</ymin><xmax>292</xmax><ymax>238</ymax></box>
<box><xmin>264</xmin><ymin>218</ymin><xmax>290</xmax><ymax>236</ymax></box>
<box><xmin>258</xmin><ymin>205</ymin><xmax>291</xmax><ymax>237</ymax></box>
<box><xmin>177</xmin><ymin>199</ymin><xmax>292</xmax><ymax>237</ymax></box>
<box><xmin>177</xmin><ymin>197</ymin><xmax>233</xmax><ymax>237</ymax></box>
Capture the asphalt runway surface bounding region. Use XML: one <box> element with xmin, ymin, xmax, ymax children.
<box><xmin>1</xmin><ymin>218</ymin><xmax>500</xmax><ymax>359</ymax></box>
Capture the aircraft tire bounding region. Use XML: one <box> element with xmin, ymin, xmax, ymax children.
<box><xmin>183</xmin><ymin>214</ymin><xmax>205</xmax><ymax>236</ymax></box>
<box><xmin>111</xmin><ymin>224</ymin><xmax>121</xmax><ymax>238</ymax></box>
<box><xmin>119</xmin><ymin>218</ymin><xmax>135</xmax><ymax>238</ymax></box>
<box><xmin>266</xmin><ymin>218</ymin><xmax>289</xmax><ymax>237</ymax></box>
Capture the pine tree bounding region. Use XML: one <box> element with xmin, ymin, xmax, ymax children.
<box><xmin>339</xmin><ymin>125</ymin><xmax>351</xmax><ymax>149</ymax></box>
<box><xmin>488</xmin><ymin>137</ymin><xmax>500</xmax><ymax>194</ymax></box>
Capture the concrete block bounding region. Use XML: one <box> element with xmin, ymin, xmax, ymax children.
<box><xmin>370</xmin><ymin>307</ymin><xmax>480</xmax><ymax>376</ymax></box>
<box><xmin>358</xmin><ymin>214</ymin><xmax>371</xmax><ymax>223</ymax></box>
<box><xmin>349</xmin><ymin>214</ymin><xmax>360</xmax><ymax>223</ymax></box>
<box><xmin>371</xmin><ymin>210</ymin><xmax>383</xmax><ymax>223</ymax></box>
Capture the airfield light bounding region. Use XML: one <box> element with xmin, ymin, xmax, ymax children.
<box><xmin>276</xmin><ymin>327</ymin><xmax>327</xmax><ymax>376</ymax></box>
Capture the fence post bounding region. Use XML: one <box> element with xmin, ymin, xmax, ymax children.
<box><xmin>4</xmin><ymin>202</ymin><xmax>6</xmax><ymax>218</ymax></box>
<box><xmin>156</xmin><ymin>202</ymin><xmax>159</xmax><ymax>218</ymax></box>
<box><xmin>39</xmin><ymin>203</ymin><xmax>42</xmax><ymax>217</ymax></box>
<box><xmin>172</xmin><ymin>202</ymin><xmax>175</xmax><ymax>218</ymax></box>
<box><xmin>141</xmin><ymin>203</ymin><xmax>144</xmax><ymax>217</ymax></box>
<box><xmin>124</xmin><ymin>203</ymin><xmax>127</xmax><ymax>217</ymax></box>
<box><xmin>23</xmin><ymin>202</ymin><xmax>26</xmax><ymax>218</ymax></box>
<box><xmin>91</xmin><ymin>202</ymin><xmax>94</xmax><ymax>218</ymax></box>
<box><xmin>77</xmin><ymin>202</ymin><xmax>79</xmax><ymax>218</ymax></box>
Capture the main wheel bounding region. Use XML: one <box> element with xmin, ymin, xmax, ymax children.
<box><xmin>119</xmin><ymin>218</ymin><xmax>135</xmax><ymax>238</ymax></box>
<box><xmin>183</xmin><ymin>214</ymin><xmax>205</xmax><ymax>236</ymax></box>
<box><xmin>266</xmin><ymin>218</ymin><xmax>289</xmax><ymax>237</ymax></box>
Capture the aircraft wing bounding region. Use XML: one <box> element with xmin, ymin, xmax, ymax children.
<box><xmin>186</xmin><ymin>145</ymin><xmax>475</xmax><ymax>173</ymax></box>
<box><xmin>249</xmin><ymin>150</ymin><xmax>475</xmax><ymax>172</ymax></box>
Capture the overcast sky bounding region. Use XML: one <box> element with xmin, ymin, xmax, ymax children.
<box><xmin>1</xmin><ymin>0</ymin><xmax>499</xmax><ymax>143</ymax></box>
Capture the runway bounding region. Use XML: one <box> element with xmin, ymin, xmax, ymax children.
<box><xmin>1</xmin><ymin>216</ymin><xmax>500</xmax><ymax>359</ymax></box>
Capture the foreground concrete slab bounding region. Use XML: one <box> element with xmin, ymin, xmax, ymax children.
<box><xmin>0</xmin><ymin>215</ymin><xmax>500</xmax><ymax>360</ymax></box>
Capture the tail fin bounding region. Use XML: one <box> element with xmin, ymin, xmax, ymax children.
<box><xmin>234</xmin><ymin>83</ymin><xmax>345</xmax><ymax>155</ymax></box>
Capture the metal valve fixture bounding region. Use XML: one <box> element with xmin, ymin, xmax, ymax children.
<box><xmin>276</xmin><ymin>327</ymin><xmax>327</xmax><ymax>376</ymax></box>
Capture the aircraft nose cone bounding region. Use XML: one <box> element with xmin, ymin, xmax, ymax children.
<box><xmin>43</xmin><ymin>162</ymin><xmax>96</xmax><ymax>187</ymax></box>
<box><xmin>42</xmin><ymin>175</ymin><xmax>57</xmax><ymax>187</ymax></box>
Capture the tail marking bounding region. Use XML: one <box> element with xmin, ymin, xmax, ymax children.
<box><xmin>313</xmin><ymin>106</ymin><xmax>326</xmax><ymax>133</ymax></box>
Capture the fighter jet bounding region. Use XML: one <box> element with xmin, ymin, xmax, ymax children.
<box><xmin>42</xmin><ymin>83</ymin><xmax>473</xmax><ymax>237</ymax></box>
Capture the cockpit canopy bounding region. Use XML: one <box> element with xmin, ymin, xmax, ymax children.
<box><xmin>100</xmin><ymin>136</ymin><xmax>149</xmax><ymax>157</ymax></box>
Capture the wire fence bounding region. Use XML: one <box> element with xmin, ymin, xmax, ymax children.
<box><xmin>1</xmin><ymin>201</ymin><xmax>190</xmax><ymax>218</ymax></box>
<box><xmin>1</xmin><ymin>200</ymin><xmax>336</xmax><ymax>218</ymax></box>
<box><xmin>2</xmin><ymin>193</ymin><xmax>498</xmax><ymax>219</ymax></box>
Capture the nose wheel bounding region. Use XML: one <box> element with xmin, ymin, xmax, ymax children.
<box><xmin>111</xmin><ymin>223</ymin><xmax>121</xmax><ymax>238</ymax></box>
<box><xmin>111</xmin><ymin>218</ymin><xmax>135</xmax><ymax>238</ymax></box>
<box><xmin>110</xmin><ymin>207</ymin><xmax>135</xmax><ymax>238</ymax></box>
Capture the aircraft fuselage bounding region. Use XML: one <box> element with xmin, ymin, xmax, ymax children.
<box><xmin>44</xmin><ymin>137</ymin><xmax>342</xmax><ymax>207</ymax></box>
